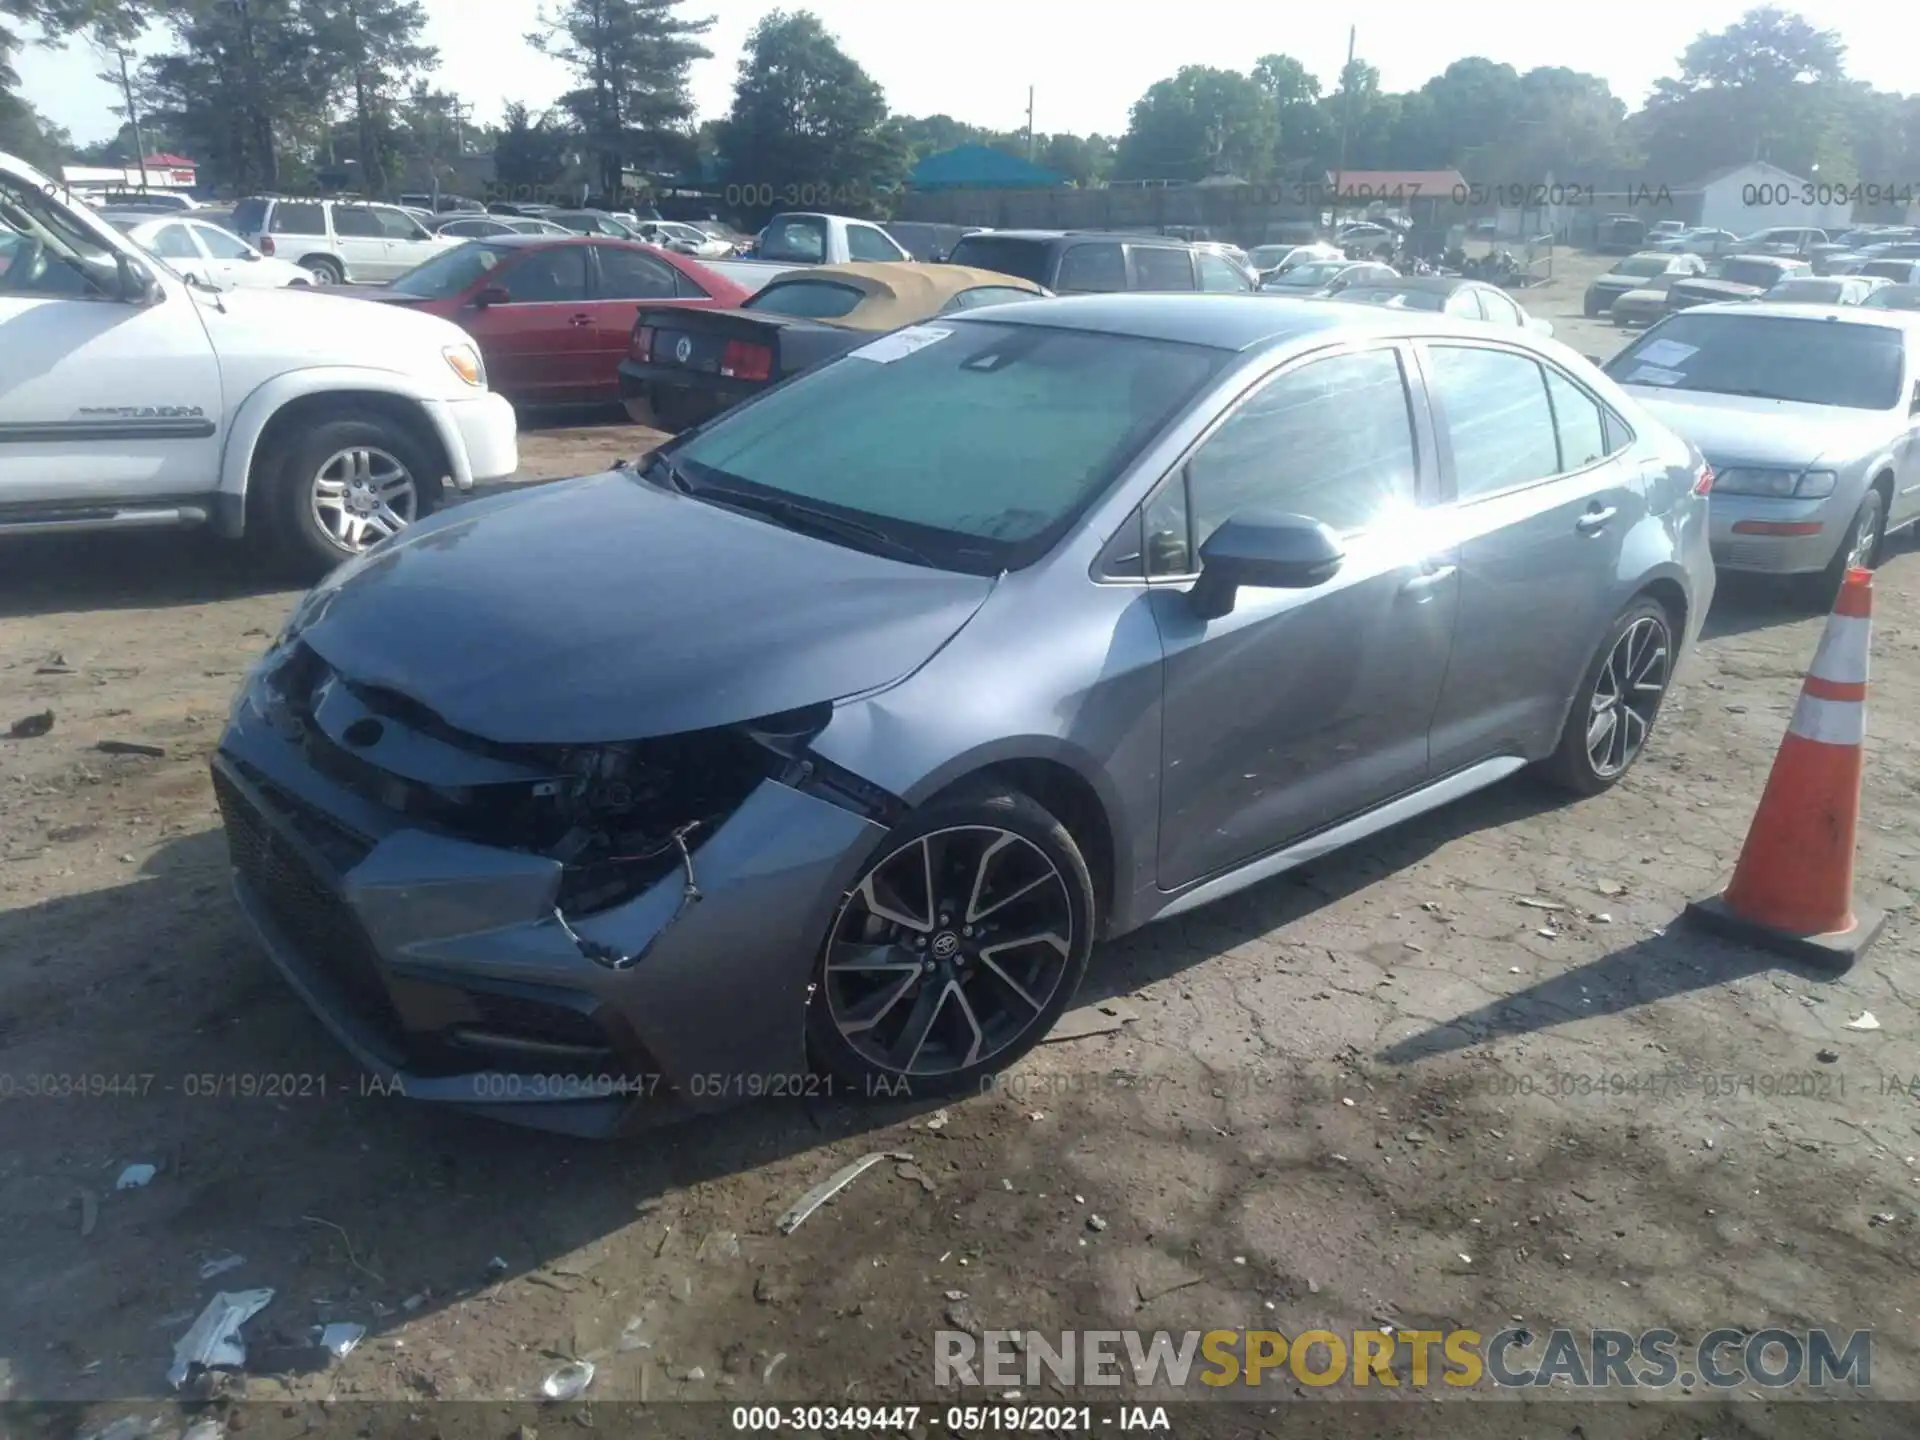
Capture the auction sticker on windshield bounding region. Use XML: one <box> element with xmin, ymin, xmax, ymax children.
<box><xmin>1635</xmin><ymin>339</ymin><xmax>1698</xmax><ymax>367</ymax></box>
<box><xmin>851</xmin><ymin>325</ymin><xmax>953</xmax><ymax>363</ymax></box>
<box><xmin>1624</xmin><ymin>365</ymin><xmax>1684</xmax><ymax>386</ymax></box>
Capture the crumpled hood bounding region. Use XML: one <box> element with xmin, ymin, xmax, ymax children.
<box><xmin>293</xmin><ymin>471</ymin><xmax>998</xmax><ymax>745</ymax></box>
<box><xmin>1619</xmin><ymin>388</ymin><xmax>1889</xmax><ymax>469</ymax></box>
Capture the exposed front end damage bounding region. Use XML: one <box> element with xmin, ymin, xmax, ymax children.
<box><xmin>212</xmin><ymin>640</ymin><xmax>893</xmax><ymax>1137</ymax></box>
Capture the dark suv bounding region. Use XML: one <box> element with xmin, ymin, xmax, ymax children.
<box><xmin>944</xmin><ymin>230</ymin><xmax>1255</xmax><ymax>294</ymax></box>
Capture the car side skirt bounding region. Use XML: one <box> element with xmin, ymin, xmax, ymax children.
<box><xmin>1146</xmin><ymin>756</ymin><xmax>1528</xmax><ymax>922</ymax></box>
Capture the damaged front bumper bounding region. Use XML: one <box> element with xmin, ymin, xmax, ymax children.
<box><xmin>211</xmin><ymin>648</ymin><xmax>889</xmax><ymax>1138</ymax></box>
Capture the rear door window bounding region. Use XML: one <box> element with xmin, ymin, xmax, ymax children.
<box><xmin>944</xmin><ymin>235</ymin><xmax>1050</xmax><ymax>285</ymax></box>
<box><xmin>1131</xmin><ymin>246</ymin><xmax>1196</xmax><ymax>291</ymax></box>
<box><xmin>1426</xmin><ymin>345</ymin><xmax>1562</xmax><ymax>498</ymax></box>
<box><xmin>593</xmin><ymin>244</ymin><xmax>680</xmax><ymax>299</ymax></box>
<box><xmin>1055</xmin><ymin>242</ymin><xmax>1126</xmax><ymax>293</ymax></box>
<box><xmin>500</xmin><ymin>245</ymin><xmax>590</xmax><ymax>303</ymax></box>
<box><xmin>269</xmin><ymin>202</ymin><xmax>325</xmax><ymax>236</ymax></box>
<box><xmin>1196</xmin><ymin>252</ymin><xmax>1250</xmax><ymax>292</ymax></box>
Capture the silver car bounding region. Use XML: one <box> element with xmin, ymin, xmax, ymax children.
<box><xmin>214</xmin><ymin>295</ymin><xmax>1714</xmax><ymax>1136</ymax></box>
<box><xmin>1605</xmin><ymin>304</ymin><xmax>1920</xmax><ymax>595</ymax></box>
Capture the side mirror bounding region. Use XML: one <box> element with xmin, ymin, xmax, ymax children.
<box><xmin>1189</xmin><ymin>511</ymin><xmax>1344</xmax><ymax>619</ymax></box>
<box><xmin>115</xmin><ymin>253</ymin><xmax>157</xmax><ymax>305</ymax></box>
<box><xmin>1583</xmin><ymin>353</ymin><xmax>1603</xmax><ymax>366</ymax></box>
<box><xmin>473</xmin><ymin>286</ymin><xmax>510</xmax><ymax>308</ymax></box>
<box><xmin>241</xmin><ymin>251</ymin><xmax>261</xmax><ymax>262</ymax></box>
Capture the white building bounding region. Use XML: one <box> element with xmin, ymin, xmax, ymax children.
<box><xmin>1689</xmin><ymin>161</ymin><xmax>1853</xmax><ymax>235</ymax></box>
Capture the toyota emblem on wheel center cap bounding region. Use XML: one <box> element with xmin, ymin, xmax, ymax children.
<box><xmin>674</xmin><ymin>335</ymin><xmax>693</xmax><ymax>363</ymax></box>
<box><xmin>931</xmin><ymin>931</ymin><xmax>961</xmax><ymax>960</ymax></box>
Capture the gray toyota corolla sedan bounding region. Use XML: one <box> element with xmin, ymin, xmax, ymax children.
<box><xmin>214</xmin><ymin>294</ymin><xmax>1714</xmax><ymax>1136</ymax></box>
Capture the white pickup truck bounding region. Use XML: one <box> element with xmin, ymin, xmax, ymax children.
<box><xmin>0</xmin><ymin>149</ymin><xmax>519</xmax><ymax>575</ymax></box>
<box><xmin>702</xmin><ymin>211</ymin><xmax>912</xmax><ymax>294</ymax></box>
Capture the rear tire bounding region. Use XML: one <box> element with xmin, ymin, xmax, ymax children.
<box><xmin>622</xmin><ymin>393</ymin><xmax>660</xmax><ymax>428</ymax></box>
<box><xmin>301</xmin><ymin>255</ymin><xmax>344</xmax><ymax>286</ymax></box>
<box><xmin>806</xmin><ymin>785</ymin><xmax>1095</xmax><ymax>1099</ymax></box>
<box><xmin>1538</xmin><ymin>597</ymin><xmax>1674</xmax><ymax>796</ymax></box>
<box><xmin>260</xmin><ymin>414</ymin><xmax>438</xmax><ymax>579</ymax></box>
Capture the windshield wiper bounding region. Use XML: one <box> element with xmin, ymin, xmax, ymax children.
<box><xmin>698</xmin><ymin>485</ymin><xmax>938</xmax><ymax>567</ymax></box>
<box><xmin>639</xmin><ymin>450</ymin><xmax>696</xmax><ymax>495</ymax></box>
<box><xmin>1716</xmin><ymin>386</ymin><xmax>1801</xmax><ymax>402</ymax></box>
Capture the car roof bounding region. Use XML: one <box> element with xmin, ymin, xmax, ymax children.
<box><xmin>464</xmin><ymin>233</ymin><xmax>607</xmax><ymax>248</ymax></box>
<box><xmin>949</xmin><ymin>292</ymin><xmax>1513</xmax><ymax>352</ymax></box>
<box><xmin>955</xmin><ymin>229</ymin><xmax>1191</xmax><ymax>248</ymax></box>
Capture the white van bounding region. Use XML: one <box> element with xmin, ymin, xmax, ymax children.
<box><xmin>0</xmin><ymin>148</ymin><xmax>519</xmax><ymax>575</ymax></box>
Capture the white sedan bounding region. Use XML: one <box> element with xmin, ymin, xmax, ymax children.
<box><xmin>100</xmin><ymin>211</ymin><xmax>313</xmax><ymax>290</ymax></box>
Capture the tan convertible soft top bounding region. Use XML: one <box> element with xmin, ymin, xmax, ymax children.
<box><xmin>755</xmin><ymin>261</ymin><xmax>1046</xmax><ymax>331</ymax></box>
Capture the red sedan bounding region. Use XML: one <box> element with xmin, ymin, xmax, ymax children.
<box><xmin>342</xmin><ymin>236</ymin><xmax>749</xmax><ymax>405</ymax></box>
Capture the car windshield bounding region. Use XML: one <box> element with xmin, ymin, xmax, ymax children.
<box><xmin>1704</xmin><ymin>259</ymin><xmax>1785</xmax><ymax>287</ymax></box>
<box><xmin>1765</xmin><ymin>279</ymin><xmax>1844</xmax><ymax>303</ymax></box>
<box><xmin>944</xmin><ymin>235</ymin><xmax>1049</xmax><ymax>285</ymax></box>
<box><xmin>1339</xmin><ymin>287</ymin><xmax>1446</xmax><ymax>310</ymax></box>
<box><xmin>1613</xmin><ymin>256</ymin><xmax>1671</xmax><ymax>278</ymax></box>
<box><xmin>1862</xmin><ymin>285</ymin><xmax>1920</xmax><ymax>310</ymax></box>
<box><xmin>663</xmin><ymin>322</ymin><xmax>1226</xmax><ymax>573</ymax></box>
<box><xmin>1606</xmin><ymin>313</ymin><xmax>1905</xmax><ymax>409</ymax></box>
<box><xmin>387</xmin><ymin>242</ymin><xmax>509</xmax><ymax>296</ymax></box>
<box><xmin>1267</xmin><ymin>262</ymin><xmax>1345</xmax><ymax>287</ymax></box>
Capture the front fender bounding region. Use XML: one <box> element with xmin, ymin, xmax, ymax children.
<box><xmin>217</xmin><ymin>367</ymin><xmax>474</xmax><ymax>534</ymax></box>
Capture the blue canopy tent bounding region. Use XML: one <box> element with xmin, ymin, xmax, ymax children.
<box><xmin>909</xmin><ymin>145</ymin><xmax>1062</xmax><ymax>191</ymax></box>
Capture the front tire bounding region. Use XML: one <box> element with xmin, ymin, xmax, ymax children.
<box><xmin>261</xmin><ymin>415</ymin><xmax>436</xmax><ymax>578</ymax></box>
<box><xmin>807</xmin><ymin>786</ymin><xmax>1095</xmax><ymax>1098</ymax></box>
<box><xmin>1539</xmin><ymin>597</ymin><xmax>1674</xmax><ymax>795</ymax></box>
<box><xmin>1809</xmin><ymin>486</ymin><xmax>1886</xmax><ymax>606</ymax></box>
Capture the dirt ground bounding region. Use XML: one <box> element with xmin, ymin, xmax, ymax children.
<box><xmin>3</xmin><ymin>256</ymin><xmax>1918</xmax><ymax>1436</ymax></box>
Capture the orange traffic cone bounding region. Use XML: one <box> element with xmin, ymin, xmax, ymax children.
<box><xmin>1685</xmin><ymin>566</ymin><xmax>1884</xmax><ymax>967</ymax></box>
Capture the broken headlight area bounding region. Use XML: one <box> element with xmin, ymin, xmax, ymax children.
<box><xmin>258</xmin><ymin>648</ymin><xmax>885</xmax><ymax>922</ymax></box>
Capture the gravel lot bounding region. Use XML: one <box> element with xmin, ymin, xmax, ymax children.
<box><xmin>3</xmin><ymin>251</ymin><xmax>1917</xmax><ymax>1433</ymax></box>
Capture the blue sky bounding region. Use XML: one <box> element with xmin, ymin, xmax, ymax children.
<box><xmin>15</xmin><ymin>0</ymin><xmax>1910</xmax><ymax>147</ymax></box>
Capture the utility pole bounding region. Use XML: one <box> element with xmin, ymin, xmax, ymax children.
<box><xmin>1331</xmin><ymin>24</ymin><xmax>1356</xmax><ymax>229</ymax></box>
<box><xmin>448</xmin><ymin>97</ymin><xmax>472</xmax><ymax>156</ymax></box>
<box><xmin>114</xmin><ymin>46</ymin><xmax>151</xmax><ymax>193</ymax></box>
<box><xmin>1026</xmin><ymin>86</ymin><xmax>1035</xmax><ymax>162</ymax></box>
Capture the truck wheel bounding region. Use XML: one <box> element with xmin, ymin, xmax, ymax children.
<box><xmin>301</xmin><ymin>255</ymin><xmax>344</xmax><ymax>285</ymax></box>
<box><xmin>263</xmin><ymin>415</ymin><xmax>437</xmax><ymax>578</ymax></box>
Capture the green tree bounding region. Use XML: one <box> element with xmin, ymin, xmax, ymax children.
<box><xmin>307</xmin><ymin>0</ymin><xmax>435</xmax><ymax>197</ymax></box>
<box><xmin>1039</xmin><ymin>131</ymin><xmax>1111</xmax><ymax>186</ymax></box>
<box><xmin>529</xmin><ymin>0</ymin><xmax>713</xmax><ymax>198</ymax></box>
<box><xmin>141</xmin><ymin>0</ymin><xmax>329</xmax><ymax>193</ymax></box>
<box><xmin>493</xmin><ymin>99</ymin><xmax>571</xmax><ymax>192</ymax></box>
<box><xmin>0</xmin><ymin>88</ymin><xmax>69</xmax><ymax>167</ymax></box>
<box><xmin>1633</xmin><ymin>7</ymin><xmax>1854</xmax><ymax>181</ymax></box>
<box><xmin>715</xmin><ymin>10</ymin><xmax>901</xmax><ymax>212</ymax></box>
<box><xmin>1411</xmin><ymin>57</ymin><xmax>1522</xmax><ymax>168</ymax></box>
<box><xmin>1253</xmin><ymin>52</ymin><xmax>1329</xmax><ymax>169</ymax></box>
<box><xmin>1114</xmin><ymin>65</ymin><xmax>1277</xmax><ymax>183</ymax></box>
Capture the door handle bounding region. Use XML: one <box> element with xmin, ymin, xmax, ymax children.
<box><xmin>1576</xmin><ymin>506</ymin><xmax>1617</xmax><ymax>533</ymax></box>
<box><xmin>1398</xmin><ymin>564</ymin><xmax>1457</xmax><ymax>597</ymax></box>
<box><xmin>568</xmin><ymin>313</ymin><xmax>593</xmax><ymax>327</ymax></box>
